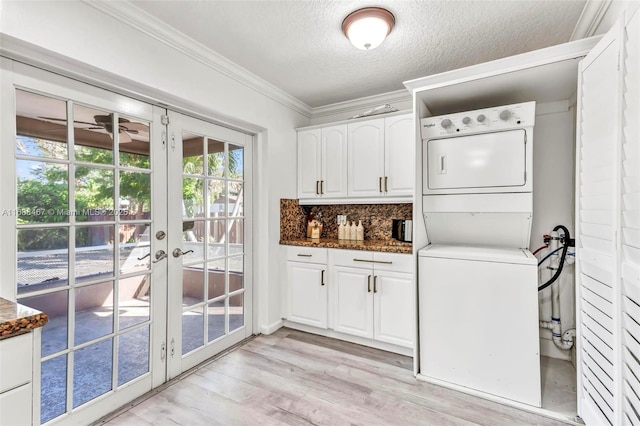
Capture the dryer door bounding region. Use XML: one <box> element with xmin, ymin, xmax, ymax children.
<box><xmin>424</xmin><ymin>129</ymin><xmax>527</xmax><ymax>193</ymax></box>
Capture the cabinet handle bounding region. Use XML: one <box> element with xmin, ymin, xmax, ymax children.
<box><xmin>316</xmin><ymin>180</ymin><xmax>319</xmax><ymax>195</ymax></box>
<box><xmin>353</xmin><ymin>258</ymin><xmax>393</xmax><ymax>265</ymax></box>
<box><xmin>321</xmin><ymin>180</ymin><xmax>324</xmax><ymax>194</ymax></box>
<box><xmin>379</xmin><ymin>177</ymin><xmax>383</xmax><ymax>193</ymax></box>
<box><xmin>367</xmin><ymin>275</ymin><xmax>371</xmax><ymax>292</ymax></box>
<box><xmin>385</xmin><ymin>176</ymin><xmax>388</xmax><ymax>192</ymax></box>
<box><xmin>297</xmin><ymin>254</ymin><xmax>312</xmax><ymax>257</ymax></box>
<box><xmin>321</xmin><ymin>270</ymin><xmax>325</xmax><ymax>286</ymax></box>
<box><xmin>374</xmin><ymin>276</ymin><xmax>378</xmax><ymax>293</ymax></box>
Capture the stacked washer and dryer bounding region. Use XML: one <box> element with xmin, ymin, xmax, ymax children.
<box><xmin>418</xmin><ymin>101</ymin><xmax>542</xmax><ymax>407</ymax></box>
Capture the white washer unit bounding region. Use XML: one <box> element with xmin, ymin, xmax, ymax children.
<box><xmin>418</xmin><ymin>101</ymin><xmax>542</xmax><ymax>407</ymax></box>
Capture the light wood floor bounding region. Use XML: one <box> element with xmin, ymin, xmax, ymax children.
<box><xmin>101</xmin><ymin>328</ymin><xmax>572</xmax><ymax>426</ymax></box>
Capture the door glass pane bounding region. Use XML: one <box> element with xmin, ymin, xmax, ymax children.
<box><xmin>207</xmin><ymin>219</ymin><xmax>225</xmax><ymax>259</ymax></box>
<box><xmin>229</xmin><ymin>219</ymin><xmax>244</xmax><ymax>256</ymax></box>
<box><xmin>119</xmin><ymin>171</ymin><xmax>151</xmax><ymax>221</ymax></box>
<box><xmin>118</xmin><ymin>115</ymin><xmax>150</xmax><ymax>169</ymax></box>
<box><xmin>208</xmin><ymin>179</ymin><xmax>226</xmax><ymax>217</ymax></box>
<box><xmin>73</xmin><ymin>104</ymin><xmax>114</xmax><ymax>164</ymax></box>
<box><xmin>17</xmin><ymin>159</ymin><xmax>69</xmax><ymax>224</ymax></box>
<box><xmin>119</xmin><ymin>224</ymin><xmax>151</xmax><ymax>274</ymax></box>
<box><xmin>118</xmin><ymin>326</ymin><xmax>149</xmax><ymax>386</ymax></box>
<box><xmin>118</xmin><ymin>275</ymin><xmax>150</xmax><ymax>330</ymax></box>
<box><xmin>208</xmin><ymin>258</ymin><xmax>225</xmax><ymax>300</ymax></box>
<box><xmin>183</xmin><ymin>177</ymin><xmax>204</xmax><ymax>218</ymax></box>
<box><xmin>183</xmin><ymin>264</ymin><xmax>204</xmax><ymax>306</ymax></box>
<box><xmin>229</xmin><ymin>144</ymin><xmax>244</xmax><ymax>179</ymax></box>
<box><xmin>228</xmin><ymin>181</ymin><xmax>243</xmax><ymax>217</ymax></box>
<box><xmin>207</xmin><ymin>299</ymin><xmax>225</xmax><ymax>342</ymax></box>
<box><xmin>73</xmin><ymin>338</ymin><xmax>113</xmax><ymax>408</ymax></box>
<box><xmin>183</xmin><ymin>220</ymin><xmax>204</xmax><ymax>263</ymax></box>
<box><xmin>229</xmin><ymin>255</ymin><xmax>244</xmax><ymax>291</ymax></box>
<box><xmin>16</xmin><ymin>90</ymin><xmax>68</xmax><ymax>160</ymax></box>
<box><xmin>41</xmin><ymin>354</ymin><xmax>67</xmax><ymax>423</ymax></box>
<box><xmin>74</xmin><ymin>281</ymin><xmax>114</xmax><ymax>345</ymax></box>
<box><xmin>183</xmin><ymin>133</ymin><xmax>204</xmax><ymax>175</ymax></box>
<box><xmin>229</xmin><ymin>294</ymin><xmax>244</xmax><ymax>333</ymax></box>
<box><xmin>182</xmin><ymin>307</ymin><xmax>204</xmax><ymax>355</ymax></box>
<box><xmin>20</xmin><ymin>291</ymin><xmax>68</xmax><ymax>356</ymax></box>
<box><xmin>74</xmin><ymin>167</ymin><xmax>114</xmax><ymax>222</ymax></box>
<box><xmin>207</xmin><ymin>139</ymin><xmax>225</xmax><ymax>178</ymax></box>
<box><xmin>17</xmin><ymin>227</ymin><xmax>68</xmax><ymax>293</ymax></box>
<box><xmin>75</xmin><ymin>225</ymin><xmax>114</xmax><ymax>281</ymax></box>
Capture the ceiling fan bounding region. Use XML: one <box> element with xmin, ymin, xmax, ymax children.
<box><xmin>38</xmin><ymin>113</ymin><xmax>149</xmax><ymax>143</ymax></box>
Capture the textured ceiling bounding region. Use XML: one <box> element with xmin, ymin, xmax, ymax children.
<box><xmin>130</xmin><ymin>0</ymin><xmax>587</xmax><ymax>108</ymax></box>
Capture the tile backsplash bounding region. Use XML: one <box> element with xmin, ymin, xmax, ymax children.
<box><xmin>280</xmin><ymin>199</ymin><xmax>412</xmax><ymax>241</ymax></box>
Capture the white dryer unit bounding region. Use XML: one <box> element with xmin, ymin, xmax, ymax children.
<box><xmin>418</xmin><ymin>102</ymin><xmax>541</xmax><ymax>407</ymax></box>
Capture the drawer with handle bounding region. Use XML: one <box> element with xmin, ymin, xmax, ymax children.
<box><xmin>287</xmin><ymin>247</ymin><xmax>328</xmax><ymax>264</ymax></box>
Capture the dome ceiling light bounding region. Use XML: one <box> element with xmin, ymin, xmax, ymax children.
<box><xmin>342</xmin><ymin>7</ymin><xmax>395</xmax><ymax>51</ymax></box>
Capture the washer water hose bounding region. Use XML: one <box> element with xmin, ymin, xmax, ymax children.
<box><xmin>538</xmin><ymin>225</ymin><xmax>570</xmax><ymax>292</ymax></box>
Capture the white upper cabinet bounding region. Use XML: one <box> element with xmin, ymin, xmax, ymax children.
<box><xmin>297</xmin><ymin>112</ymin><xmax>413</xmax><ymax>202</ymax></box>
<box><xmin>297</xmin><ymin>125</ymin><xmax>347</xmax><ymax>199</ymax></box>
<box><xmin>297</xmin><ymin>128</ymin><xmax>322</xmax><ymax>198</ymax></box>
<box><xmin>384</xmin><ymin>114</ymin><xmax>414</xmax><ymax>197</ymax></box>
<box><xmin>321</xmin><ymin>125</ymin><xmax>348</xmax><ymax>198</ymax></box>
<box><xmin>348</xmin><ymin>118</ymin><xmax>386</xmax><ymax>197</ymax></box>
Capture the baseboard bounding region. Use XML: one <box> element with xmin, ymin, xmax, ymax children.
<box><xmin>260</xmin><ymin>319</ymin><xmax>284</xmax><ymax>335</ymax></box>
<box><xmin>540</xmin><ymin>337</ymin><xmax>572</xmax><ymax>361</ymax></box>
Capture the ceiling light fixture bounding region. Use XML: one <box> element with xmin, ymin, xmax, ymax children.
<box><xmin>342</xmin><ymin>7</ymin><xmax>395</xmax><ymax>51</ymax></box>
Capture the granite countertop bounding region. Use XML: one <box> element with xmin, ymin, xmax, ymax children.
<box><xmin>280</xmin><ymin>238</ymin><xmax>412</xmax><ymax>254</ymax></box>
<box><xmin>0</xmin><ymin>298</ymin><xmax>48</xmax><ymax>339</ymax></box>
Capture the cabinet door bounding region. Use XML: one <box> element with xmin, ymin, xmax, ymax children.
<box><xmin>348</xmin><ymin>119</ymin><xmax>385</xmax><ymax>197</ymax></box>
<box><xmin>321</xmin><ymin>124</ymin><xmax>348</xmax><ymax>198</ymax></box>
<box><xmin>297</xmin><ymin>129</ymin><xmax>322</xmax><ymax>199</ymax></box>
<box><xmin>287</xmin><ymin>262</ymin><xmax>327</xmax><ymax>328</ymax></box>
<box><xmin>373</xmin><ymin>271</ymin><xmax>414</xmax><ymax>348</ymax></box>
<box><xmin>384</xmin><ymin>114</ymin><xmax>414</xmax><ymax>197</ymax></box>
<box><xmin>0</xmin><ymin>383</ymin><xmax>32</xmax><ymax>426</ymax></box>
<box><xmin>333</xmin><ymin>266</ymin><xmax>374</xmax><ymax>338</ymax></box>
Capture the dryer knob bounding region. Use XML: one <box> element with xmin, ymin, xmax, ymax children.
<box><xmin>441</xmin><ymin>119</ymin><xmax>452</xmax><ymax>128</ymax></box>
<box><xmin>477</xmin><ymin>114</ymin><xmax>486</xmax><ymax>123</ymax></box>
<box><xmin>462</xmin><ymin>117</ymin><xmax>471</xmax><ymax>125</ymax></box>
<box><xmin>499</xmin><ymin>110</ymin><xmax>512</xmax><ymax>121</ymax></box>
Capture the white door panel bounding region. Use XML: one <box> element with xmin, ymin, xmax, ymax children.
<box><xmin>348</xmin><ymin>119</ymin><xmax>385</xmax><ymax>197</ymax></box>
<box><xmin>333</xmin><ymin>266</ymin><xmax>373</xmax><ymax>338</ymax></box>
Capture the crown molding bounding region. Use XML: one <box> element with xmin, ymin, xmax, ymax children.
<box><xmin>311</xmin><ymin>88</ymin><xmax>412</xmax><ymax>118</ymax></box>
<box><xmin>570</xmin><ymin>0</ymin><xmax>612</xmax><ymax>40</ymax></box>
<box><xmin>83</xmin><ymin>0</ymin><xmax>313</xmax><ymax>118</ymax></box>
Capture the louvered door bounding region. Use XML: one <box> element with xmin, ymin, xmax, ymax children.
<box><xmin>576</xmin><ymin>21</ymin><xmax>623</xmax><ymax>426</ymax></box>
<box><xmin>621</xmin><ymin>10</ymin><xmax>640</xmax><ymax>426</ymax></box>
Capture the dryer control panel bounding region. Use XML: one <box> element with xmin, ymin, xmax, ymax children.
<box><xmin>420</xmin><ymin>101</ymin><xmax>536</xmax><ymax>139</ymax></box>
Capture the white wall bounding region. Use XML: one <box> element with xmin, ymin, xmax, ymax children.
<box><xmin>531</xmin><ymin>102</ymin><xmax>577</xmax><ymax>360</ymax></box>
<box><xmin>0</xmin><ymin>0</ymin><xmax>309</xmax><ymax>332</ymax></box>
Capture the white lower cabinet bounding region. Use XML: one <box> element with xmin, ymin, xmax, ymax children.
<box><xmin>286</xmin><ymin>247</ymin><xmax>414</xmax><ymax>350</ymax></box>
<box><xmin>286</xmin><ymin>247</ymin><xmax>328</xmax><ymax>329</ymax></box>
<box><xmin>0</xmin><ymin>332</ymin><xmax>33</xmax><ymax>426</ymax></box>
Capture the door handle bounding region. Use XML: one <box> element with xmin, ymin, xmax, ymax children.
<box><xmin>373</xmin><ymin>276</ymin><xmax>378</xmax><ymax>293</ymax></box>
<box><xmin>321</xmin><ymin>270</ymin><xmax>325</xmax><ymax>286</ymax></box>
<box><xmin>153</xmin><ymin>250</ymin><xmax>168</xmax><ymax>263</ymax></box>
<box><xmin>379</xmin><ymin>177</ymin><xmax>383</xmax><ymax>193</ymax></box>
<box><xmin>368</xmin><ymin>275</ymin><xmax>371</xmax><ymax>292</ymax></box>
<box><xmin>384</xmin><ymin>176</ymin><xmax>388</xmax><ymax>192</ymax></box>
<box><xmin>316</xmin><ymin>180</ymin><xmax>320</xmax><ymax>195</ymax></box>
<box><xmin>172</xmin><ymin>248</ymin><xmax>194</xmax><ymax>258</ymax></box>
<box><xmin>320</xmin><ymin>180</ymin><xmax>324</xmax><ymax>194</ymax></box>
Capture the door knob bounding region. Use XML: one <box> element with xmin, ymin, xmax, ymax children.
<box><xmin>152</xmin><ymin>250</ymin><xmax>168</xmax><ymax>263</ymax></box>
<box><xmin>173</xmin><ymin>248</ymin><xmax>194</xmax><ymax>258</ymax></box>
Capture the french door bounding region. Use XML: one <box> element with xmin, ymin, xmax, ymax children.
<box><xmin>165</xmin><ymin>111</ymin><xmax>252</xmax><ymax>377</ymax></box>
<box><xmin>2</xmin><ymin>61</ymin><xmax>252</xmax><ymax>425</ymax></box>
